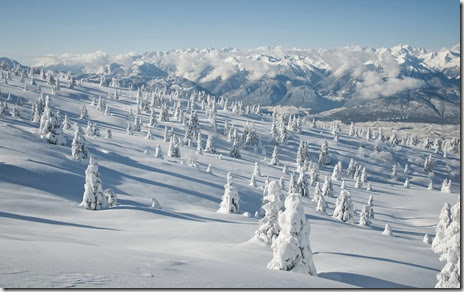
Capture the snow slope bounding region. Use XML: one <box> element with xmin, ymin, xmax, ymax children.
<box><xmin>0</xmin><ymin>72</ymin><xmax>460</xmax><ymax>288</ymax></box>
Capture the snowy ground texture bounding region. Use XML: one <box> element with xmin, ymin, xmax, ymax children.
<box><xmin>0</xmin><ymin>73</ymin><xmax>460</xmax><ymax>288</ymax></box>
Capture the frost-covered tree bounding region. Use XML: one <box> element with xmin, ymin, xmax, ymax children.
<box><xmin>270</xmin><ymin>146</ymin><xmax>279</xmax><ymax>165</ymax></box>
<box><xmin>80</xmin><ymin>157</ymin><xmax>108</xmax><ymax>210</ymax></box>
<box><xmin>361</xmin><ymin>167</ymin><xmax>367</xmax><ymax>183</ymax></box>
<box><xmin>366</xmin><ymin>181</ymin><xmax>372</xmax><ymax>191</ymax></box>
<box><xmin>311</xmin><ymin>182</ymin><xmax>321</xmax><ymax>202</ymax></box>
<box><xmin>391</xmin><ymin>164</ymin><xmax>398</xmax><ymax>181</ymax></box>
<box><xmin>217</xmin><ymin>173</ymin><xmax>240</xmax><ymax>214</ymax></box>
<box><xmin>279</xmin><ymin>123</ymin><xmax>288</xmax><ymax>144</ymax></box>
<box><xmin>168</xmin><ymin>135</ymin><xmax>180</xmax><ymax>157</ymax></box>
<box><xmin>318</xmin><ymin>139</ymin><xmax>330</xmax><ymax>167</ymax></box>
<box><xmin>288</xmin><ymin>172</ymin><xmax>297</xmax><ymax>194</ymax></box>
<box><xmin>331</xmin><ymin>163</ymin><xmax>341</xmax><ymax>181</ymax></box>
<box><xmin>271</xmin><ymin>118</ymin><xmax>279</xmax><ymax>144</ymax></box>
<box><xmin>340</xmin><ymin>179</ymin><xmax>346</xmax><ymax>190</ymax></box>
<box><xmin>347</xmin><ymin>158</ymin><xmax>356</xmax><ymax>179</ymax></box>
<box><xmin>196</xmin><ymin>133</ymin><xmax>203</xmax><ymax>155</ymax></box>
<box><xmin>249</xmin><ymin>174</ymin><xmax>258</xmax><ymax>188</ymax></box>
<box><xmin>253</xmin><ymin>162</ymin><xmax>262</xmax><ymax>177</ymax></box>
<box><xmin>354</xmin><ymin>175</ymin><xmax>362</xmax><ymax>189</ymax></box>
<box><xmin>62</xmin><ymin>114</ymin><xmax>71</xmax><ymax>130</ymax></box>
<box><xmin>315</xmin><ymin>192</ymin><xmax>327</xmax><ymax>214</ymax></box>
<box><xmin>432</xmin><ymin>202</ymin><xmax>452</xmax><ymax>254</ymax></box>
<box><xmin>403</xmin><ymin>177</ymin><xmax>410</xmax><ymax>188</ymax></box>
<box><xmin>427</xmin><ymin>179</ymin><xmax>433</xmax><ymax>190</ymax></box>
<box><xmin>382</xmin><ymin>224</ymin><xmax>393</xmax><ymax>236</ymax></box>
<box><xmin>441</xmin><ymin>179</ymin><xmax>452</xmax><ymax>193</ymax></box>
<box><xmin>205</xmin><ymin>134</ymin><xmax>216</xmax><ymax>154</ymax></box>
<box><xmin>296</xmin><ymin>170</ymin><xmax>310</xmax><ymax>197</ymax></box>
<box><xmin>366</xmin><ymin>195</ymin><xmax>374</xmax><ymax>218</ymax></box>
<box><xmin>255</xmin><ymin>180</ymin><xmax>285</xmax><ymax>244</ymax></box>
<box><xmin>206</xmin><ymin>164</ymin><xmax>212</xmax><ymax>173</ymax></box>
<box><xmin>80</xmin><ymin>105</ymin><xmax>88</xmax><ymax>120</ymax></box>
<box><xmin>348</xmin><ymin>122</ymin><xmax>355</xmax><ymax>136</ymax></box>
<box><xmin>279</xmin><ymin>176</ymin><xmax>285</xmax><ymax>190</ymax></box>
<box><xmin>358</xmin><ymin>204</ymin><xmax>370</xmax><ymax>226</ymax></box>
<box><xmin>321</xmin><ymin>175</ymin><xmax>333</xmax><ymax>197</ymax></box>
<box><xmin>333</xmin><ymin>190</ymin><xmax>354</xmax><ymax>223</ymax></box>
<box><xmin>105</xmin><ymin>188</ymin><xmax>117</xmax><ymax>208</ymax></box>
<box><xmin>267</xmin><ymin>193</ymin><xmax>317</xmax><ymax>275</ymax></box>
<box><xmin>154</xmin><ymin>144</ymin><xmax>164</xmax><ymax>159</ymax></box>
<box><xmin>71</xmin><ymin>126</ymin><xmax>88</xmax><ymax>160</ymax></box>
<box><xmin>39</xmin><ymin>97</ymin><xmax>66</xmax><ymax>145</ymax></box>
<box><xmin>435</xmin><ymin>198</ymin><xmax>460</xmax><ymax>288</ymax></box>
<box><xmin>230</xmin><ymin>141</ymin><xmax>241</xmax><ymax>159</ymax></box>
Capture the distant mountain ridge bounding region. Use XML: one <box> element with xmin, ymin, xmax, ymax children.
<box><xmin>5</xmin><ymin>44</ymin><xmax>462</xmax><ymax>124</ymax></box>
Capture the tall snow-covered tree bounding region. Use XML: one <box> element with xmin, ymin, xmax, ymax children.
<box><xmin>255</xmin><ymin>180</ymin><xmax>285</xmax><ymax>245</ymax></box>
<box><xmin>321</xmin><ymin>175</ymin><xmax>333</xmax><ymax>197</ymax></box>
<box><xmin>205</xmin><ymin>134</ymin><xmax>216</xmax><ymax>154</ymax></box>
<box><xmin>217</xmin><ymin>173</ymin><xmax>240</xmax><ymax>214</ymax></box>
<box><xmin>253</xmin><ymin>162</ymin><xmax>262</xmax><ymax>177</ymax></box>
<box><xmin>391</xmin><ymin>164</ymin><xmax>398</xmax><ymax>181</ymax></box>
<box><xmin>435</xmin><ymin>197</ymin><xmax>460</xmax><ymax>288</ymax></box>
<box><xmin>297</xmin><ymin>170</ymin><xmax>310</xmax><ymax>197</ymax></box>
<box><xmin>80</xmin><ymin>105</ymin><xmax>88</xmax><ymax>120</ymax></box>
<box><xmin>39</xmin><ymin>96</ymin><xmax>66</xmax><ymax>145</ymax></box>
<box><xmin>267</xmin><ymin>193</ymin><xmax>317</xmax><ymax>275</ymax></box>
<box><xmin>333</xmin><ymin>190</ymin><xmax>354</xmax><ymax>223</ymax></box>
<box><xmin>270</xmin><ymin>146</ymin><xmax>279</xmax><ymax>165</ymax></box>
<box><xmin>80</xmin><ymin>157</ymin><xmax>108</xmax><ymax>210</ymax></box>
<box><xmin>358</xmin><ymin>204</ymin><xmax>370</xmax><ymax>226</ymax></box>
<box><xmin>71</xmin><ymin>126</ymin><xmax>88</xmax><ymax>160</ymax></box>
<box><xmin>318</xmin><ymin>139</ymin><xmax>330</xmax><ymax>167</ymax></box>
<box><xmin>432</xmin><ymin>202</ymin><xmax>452</xmax><ymax>254</ymax></box>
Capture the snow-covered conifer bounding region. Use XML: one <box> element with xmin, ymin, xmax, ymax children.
<box><xmin>427</xmin><ymin>179</ymin><xmax>433</xmax><ymax>190</ymax></box>
<box><xmin>331</xmin><ymin>163</ymin><xmax>341</xmax><ymax>181</ymax></box>
<box><xmin>80</xmin><ymin>157</ymin><xmax>108</xmax><ymax>210</ymax></box>
<box><xmin>205</xmin><ymin>134</ymin><xmax>216</xmax><ymax>154</ymax></box>
<box><xmin>217</xmin><ymin>173</ymin><xmax>240</xmax><ymax>214</ymax></box>
<box><xmin>253</xmin><ymin>162</ymin><xmax>262</xmax><ymax>177</ymax></box>
<box><xmin>71</xmin><ymin>126</ymin><xmax>88</xmax><ymax>160</ymax></box>
<box><xmin>366</xmin><ymin>181</ymin><xmax>372</xmax><ymax>191</ymax></box>
<box><xmin>366</xmin><ymin>195</ymin><xmax>374</xmax><ymax>218</ymax></box>
<box><xmin>206</xmin><ymin>164</ymin><xmax>212</xmax><ymax>173</ymax></box>
<box><xmin>230</xmin><ymin>141</ymin><xmax>241</xmax><ymax>159</ymax></box>
<box><xmin>80</xmin><ymin>105</ymin><xmax>88</xmax><ymax>120</ymax></box>
<box><xmin>288</xmin><ymin>172</ymin><xmax>297</xmax><ymax>194</ymax></box>
<box><xmin>332</xmin><ymin>190</ymin><xmax>354</xmax><ymax>223</ymax></box>
<box><xmin>39</xmin><ymin>97</ymin><xmax>66</xmax><ymax>145</ymax></box>
<box><xmin>318</xmin><ymin>139</ymin><xmax>330</xmax><ymax>167</ymax></box>
<box><xmin>321</xmin><ymin>175</ymin><xmax>333</xmax><ymax>197</ymax></box>
<box><xmin>358</xmin><ymin>204</ymin><xmax>370</xmax><ymax>226</ymax></box>
<box><xmin>105</xmin><ymin>189</ymin><xmax>117</xmax><ymax>208</ymax></box>
<box><xmin>154</xmin><ymin>144</ymin><xmax>164</xmax><ymax>159</ymax></box>
<box><xmin>297</xmin><ymin>170</ymin><xmax>310</xmax><ymax>197</ymax></box>
<box><xmin>382</xmin><ymin>224</ymin><xmax>393</xmax><ymax>236</ymax></box>
<box><xmin>403</xmin><ymin>177</ymin><xmax>410</xmax><ymax>188</ymax></box>
<box><xmin>340</xmin><ymin>179</ymin><xmax>346</xmax><ymax>190</ymax></box>
<box><xmin>255</xmin><ymin>180</ymin><xmax>285</xmax><ymax>244</ymax></box>
<box><xmin>267</xmin><ymin>193</ymin><xmax>317</xmax><ymax>275</ymax></box>
<box><xmin>270</xmin><ymin>146</ymin><xmax>279</xmax><ymax>165</ymax></box>
<box><xmin>196</xmin><ymin>133</ymin><xmax>203</xmax><ymax>155</ymax></box>
<box><xmin>391</xmin><ymin>164</ymin><xmax>398</xmax><ymax>181</ymax></box>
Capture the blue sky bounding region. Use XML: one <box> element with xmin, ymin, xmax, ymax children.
<box><xmin>0</xmin><ymin>0</ymin><xmax>459</xmax><ymax>65</ymax></box>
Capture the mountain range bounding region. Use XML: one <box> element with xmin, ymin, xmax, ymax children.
<box><xmin>8</xmin><ymin>44</ymin><xmax>463</xmax><ymax>124</ymax></box>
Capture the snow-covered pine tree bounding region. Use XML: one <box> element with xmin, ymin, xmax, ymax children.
<box><xmin>311</xmin><ymin>182</ymin><xmax>321</xmax><ymax>202</ymax></box>
<box><xmin>80</xmin><ymin>156</ymin><xmax>108</xmax><ymax>210</ymax></box>
<box><xmin>358</xmin><ymin>204</ymin><xmax>370</xmax><ymax>226</ymax></box>
<box><xmin>435</xmin><ymin>197</ymin><xmax>460</xmax><ymax>288</ymax></box>
<box><xmin>366</xmin><ymin>195</ymin><xmax>374</xmax><ymax>218</ymax></box>
<box><xmin>168</xmin><ymin>135</ymin><xmax>180</xmax><ymax>157</ymax></box>
<box><xmin>315</xmin><ymin>192</ymin><xmax>327</xmax><ymax>214</ymax></box>
<box><xmin>267</xmin><ymin>193</ymin><xmax>317</xmax><ymax>275</ymax></box>
<box><xmin>432</xmin><ymin>202</ymin><xmax>452</xmax><ymax>254</ymax></box>
<box><xmin>230</xmin><ymin>141</ymin><xmax>241</xmax><ymax>159</ymax></box>
<box><xmin>403</xmin><ymin>177</ymin><xmax>410</xmax><ymax>188</ymax></box>
<box><xmin>253</xmin><ymin>162</ymin><xmax>262</xmax><ymax>177</ymax></box>
<box><xmin>105</xmin><ymin>189</ymin><xmax>117</xmax><ymax>208</ymax></box>
<box><xmin>154</xmin><ymin>144</ymin><xmax>164</xmax><ymax>159</ymax></box>
<box><xmin>318</xmin><ymin>139</ymin><xmax>330</xmax><ymax>167</ymax></box>
<box><xmin>255</xmin><ymin>180</ymin><xmax>285</xmax><ymax>244</ymax></box>
<box><xmin>297</xmin><ymin>169</ymin><xmax>310</xmax><ymax>197</ymax></box>
<box><xmin>424</xmin><ymin>154</ymin><xmax>433</xmax><ymax>174</ymax></box>
<box><xmin>340</xmin><ymin>179</ymin><xmax>346</xmax><ymax>190</ymax></box>
<box><xmin>279</xmin><ymin>176</ymin><xmax>285</xmax><ymax>190</ymax></box>
<box><xmin>366</xmin><ymin>181</ymin><xmax>372</xmax><ymax>191</ymax></box>
<box><xmin>321</xmin><ymin>175</ymin><xmax>333</xmax><ymax>197</ymax></box>
<box><xmin>196</xmin><ymin>133</ymin><xmax>203</xmax><ymax>155</ymax></box>
<box><xmin>441</xmin><ymin>179</ymin><xmax>452</xmax><ymax>193</ymax></box>
<box><xmin>331</xmin><ymin>163</ymin><xmax>341</xmax><ymax>181</ymax></box>
<box><xmin>288</xmin><ymin>172</ymin><xmax>297</xmax><ymax>194</ymax></box>
<box><xmin>205</xmin><ymin>134</ymin><xmax>216</xmax><ymax>154</ymax></box>
<box><xmin>333</xmin><ymin>190</ymin><xmax>354</xmax><ymax>223</ymax></box>
<box><xmin>71</xmin><ymin>126</ymin><xmax>88</xmax><ymax>160</ymax></box>
<box><xmin>354</xmin><ymin>175</ymin><xmax>362</xmax><ymax>189</ymax></box>
<box><xmin>347</xmin><ymin>158</ymin><xmax>356</xmax><ymax>178</ymax></box>
<box><xmin>427</xmin><ymin>179</ymin><xmax>433</xmax><ymax>190</ymax></box>
<box><xmin>80</xmin><ymin>105</ymin><xmax>88</xmax><ymax>120</ymax></box>
<box><xmin>382</xmin><ymin>224</ymin><xmax>393</xmax><ymax>236</ymax></box>
<box><xmin>361</xmin><ymin>167</ymin><xmax>367</xmax><ymax>182</ymax></box>
<box><xmin>39</xmin><ymin>96</ymin><xmax>66</xmax><ymax>145</ymax></box>
<box><xmin>249</xmin><ymin>174</ymin><xmax>258</xmax><ymax>188</ymax></box>
<box><xmin>270</xmin><ymin>146</ymin><xmax>279</xmax><ymax>165</ymax></box>
<box><xmin>391</xmin><ymin>164</ymin><xmax>398</xmax><ymax>181</ymax></box>
<box><xmin>217</xmin><ymin>173</ymin><xmax>240</xmax><ymax>214</ymax></box>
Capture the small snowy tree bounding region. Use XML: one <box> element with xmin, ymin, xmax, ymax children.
<box><xmin>331</xmin><ymin>163</ymin><xmax>341</xmax><ymax>181</ymax></box>
<box><xmin>154</xmin><ymin>144</ymin><xmax>164</xmax><ymax>159</ymax></box>
<box><xmin>427</xmin><ymin>179</ymin><xmax>433</xmax><ymax>190</ymax></box>
<box><xmin>105</xmin><ymin>188</ymin><xmax>117</xmax><ymax>208</ymax></box>
<box><xmin>270</xmin><ymin>146</ymin><xmax>279</xmax><ymax>165</ymax></box>
<box><xmin>230</xmin><ymin>141</ymin><xmax>241</xmax><ymax>159</ymax></box>
<box><xmin>441</xmin><ymin>179</ymin><xmax>452</xmax><ymax>193</ymax></box>
<box><xmin>297</xmin><ymin>170</ymin><xmax>310</xmax><ymax>197</ymax></box>
<box><xmin>382</xmin><ymin>224</ymin><xmax>393</xmax><ymax>236</ymax></box>
<box><xmin>217</xmin><ymin>173</ymin><xmax>240</xmax><ymax>213</ymax></box>
<box><xmin>332</xmin><ymin>190</ymin><xmax>354</xmax><ymax>223</ymax></box>
<box><xmin>167</xmin><ymin>135</ymin><xmax>180</xmax><ymax>157</ymax></box>
<box><xmin>321</xmin><ymin>175</ymin><xmax>333</xmax><ymax>197</ymax></box>
<box><xmin>80</xmin><ymin>157</ymin><xmax>108</xmax><ymax>210</ymax></box>
<box><xmin>249</xmin><ymin>174</ymin><xmax>258</xmax><ymax>188</ymax></box>
<box><xmin>71</xmin><ymin>126</ymin><xmax>88</xmax><ymax>160</ymax></box>
<box><xmin>315</xmin><ymin>191</ymin><xmax>327</xmax><ymax>214</ymax></box>
<box><xmin>366</xmin><ymin>195</ymin><xmax>374</xmax><ymax>218</ymax></box>
<box><xmin>80</xmin><ymin>105</ymin><xmax>88</xmax><ymax>120</ymax></box>
<box><xmin>255</xmin><ymin>180</ymin><xmax>285</xmax><ymax>244</ymax></box>
<box><xmin>318</xmin><ymin>139</ymin><xmax>330</xmax><ymax>167</ymax></box>
<box><xmin>358</xmin><ymin>204</ymin><xmax>370</xmax><ymax>226</ymax></box>
<box><xmin>288</xmin><ymin>172</ymin><xmax>297</xmax><ymax>194</ymax></box>
<box><xmin>253</xmin><ymin>162</ymin><xmax>262</xmax><ymax>177</ymax></box>
<box><xmin>205</xmin><ymin>134</ymin><xmax>216</xmax><ymax>153</ymax></box>
<box><xmin>267</xmin><ymin>193</ymin><xmax>317</xmax><ymax>275</ymax></box>
<box><xmin>391</xmin><ymin>164</ymin><xmax>398</xmax><ymax>181</ymax></box>
<box><xmin>403</xmin><ymin>177</ymin><xmax>410</xmax><ymax>188</ymax></box>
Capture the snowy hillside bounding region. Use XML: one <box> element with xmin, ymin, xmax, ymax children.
<box><xmin>30</xmin><ymin>45</ymin><xmax>461</xmax><ymax>124</ymax></box>
<box><xmin>0</xmin><ymin>68</ymin><xmax>460</xmax><ymax>288</ymax></box>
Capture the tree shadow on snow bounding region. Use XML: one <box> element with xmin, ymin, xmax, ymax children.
<box><xmin>318</xmin><ymin>272</ymin><xmax>413</xmax><ymax>288</ymax></box>
<box><xmin>0</xmin><ymin>211</ymin><xmax>119</xmax><ymax>231</ymax></box>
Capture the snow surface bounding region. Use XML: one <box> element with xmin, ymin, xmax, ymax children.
<box><xmin>0</xmin><ymin>73</ymin><xmax>460</xmax><ymax>288</ymax></box>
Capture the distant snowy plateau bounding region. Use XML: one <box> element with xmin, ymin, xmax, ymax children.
<box><xmin>24</xmin><ymin>44</ymin><xmax>462</xmax><ymax>124</ymax></box>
